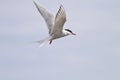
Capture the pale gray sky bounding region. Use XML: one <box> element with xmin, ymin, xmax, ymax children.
<box><xmin>0</xmin><ymin>0</ymin><xmax>120</xmax><ymax>80</ymax></box>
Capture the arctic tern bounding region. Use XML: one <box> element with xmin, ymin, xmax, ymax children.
<box><xmin>33</xmin><ymin>0</ymin><xmax>76</xmax><ymax>46</ymax></box>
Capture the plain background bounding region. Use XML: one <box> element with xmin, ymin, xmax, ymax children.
<box><xmin>0</xmin><ymin>0</ymin><xmax>120</xmax><ymax>80</ymax></box>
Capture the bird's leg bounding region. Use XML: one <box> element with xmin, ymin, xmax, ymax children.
<box><xmin>49</xmin><ymin>40</ymin><xmax>52</xmax><ymax>44</ymax></box>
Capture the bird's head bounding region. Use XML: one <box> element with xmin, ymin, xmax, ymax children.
<box><xmin>64</xmin><ymin>29</ymin><xmax>76</xmax><ymax>36</ymax></box>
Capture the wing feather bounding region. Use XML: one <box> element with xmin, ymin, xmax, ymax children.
<box><xmin>33</xmin><ymin>0</ymin><xmax>54</xmax><ymax>34</ymax></box>
<box><xmin>51</xmin><ymin>5</ymin><xmax>66</xmax><ymax>35</ymax></box>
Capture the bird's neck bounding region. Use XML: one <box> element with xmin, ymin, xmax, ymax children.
<box><xmin>63</xmin><ymin>29</ymin><xmax>70</xmax><ymax>36</ymax></box>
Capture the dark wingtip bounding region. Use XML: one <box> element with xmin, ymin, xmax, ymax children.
<box><xmin>60</xmin><ymin>4</ymin><xmax>64</xmax><ymax>9</ymax></box>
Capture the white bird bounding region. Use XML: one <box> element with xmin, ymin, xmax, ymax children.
<box><xmin>33</xmin><ymin>0</ymin><xmax>76</xmax><ymax>46</ymax></box>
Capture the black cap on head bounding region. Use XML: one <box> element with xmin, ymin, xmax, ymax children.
<box><xmin>65</xmin><ymin>29</ymin><xmax>72</xmax><ymax>33</ymax></box>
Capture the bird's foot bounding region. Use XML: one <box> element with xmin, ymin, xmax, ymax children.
<box><xmin>49</xmin><ymin>40</ymin><xmax>52</xmax><ymax>44</ymax></box>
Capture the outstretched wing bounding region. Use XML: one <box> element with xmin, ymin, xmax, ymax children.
<box><xmin>33</xmin><ymin>0</ymin><xmax>54</xmax><ymax>34</ymax></box>
<box><xmin>50</xmin><ymin>5</ymin><xmax>66</xmax><ymax>35</ymax></box>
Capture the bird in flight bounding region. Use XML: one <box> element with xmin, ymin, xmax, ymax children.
<box><xmin>33</xmin><ymin>0</ymin><xmax>76</xmax><ymax>46</ymax></box>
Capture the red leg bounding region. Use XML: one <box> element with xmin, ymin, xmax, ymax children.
<box><xmin>49</xmin><ymin>40</ymin><xmax>52</xmax><ymax>44</ymax></box>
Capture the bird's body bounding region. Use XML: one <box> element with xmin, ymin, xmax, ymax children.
<box><xmin>33</xmin><ymin>0</ymin><xmax>76</xmax><ymax>46</ymax></box>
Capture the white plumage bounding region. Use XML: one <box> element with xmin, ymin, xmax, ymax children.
<box><xmin>33</xmin><ymin>0</ymin><xmax>76</xmax><ymax>46</ymax></box>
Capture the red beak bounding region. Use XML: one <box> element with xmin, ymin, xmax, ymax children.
<box><xmin>72</xmin><ymin>33</ymin><xmax>76</xmax><ymax>35</ymax></box>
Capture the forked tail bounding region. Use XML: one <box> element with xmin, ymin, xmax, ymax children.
<box><xmin>35</xmin><ymin>37</ymin><xmax>51</xmax><ymax>47</ymax></box>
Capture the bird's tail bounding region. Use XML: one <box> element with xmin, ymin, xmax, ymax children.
<box><xmin>34</xmin><ymin>37</ymin><xmax>51</xmax><ymax>47</ymax></box>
